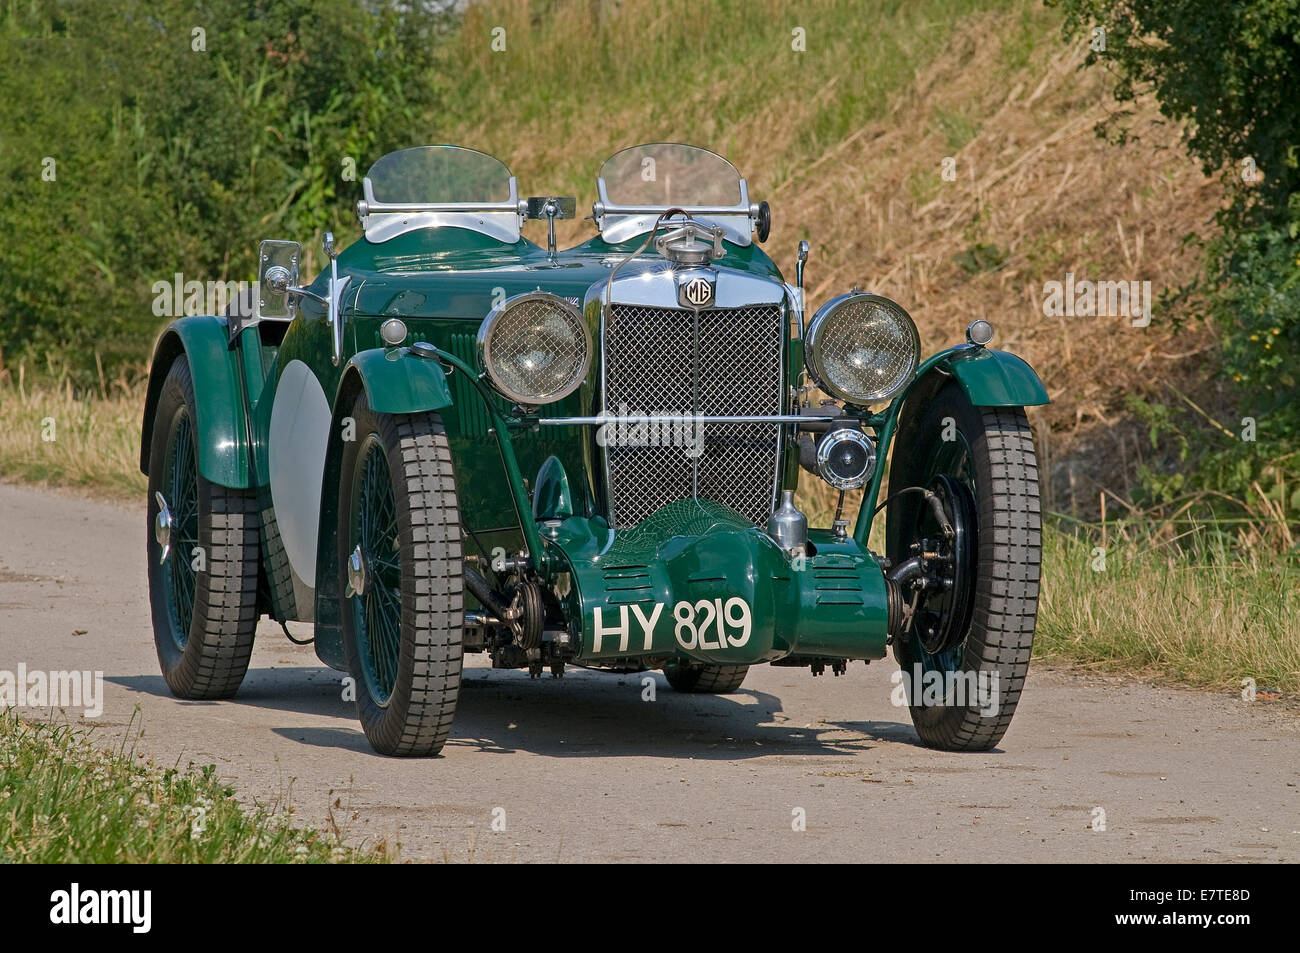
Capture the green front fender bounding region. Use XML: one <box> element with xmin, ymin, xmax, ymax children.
<box><xmin>344</xmin><ymin>346</ymin><xmax>454</xmax><ymax>415</ymax></box>
<box><xmin>933</xmin><ymin>345</ymin><xmax>1049</xmax><ymax>407</ymax></box>
<box><xmin>140</xmin><ymin>315</ymin><xmax>252</xmax><ymax>488</ymax></box>
<box><xmin>312</xmin><ymin>346</ymin><xmax>456</xmax><ymax>672</ymax></box>
<box><xmin>853</xmin><ymin>343</ymin><xmax>1047</xmax><ymax>545</ymax></box>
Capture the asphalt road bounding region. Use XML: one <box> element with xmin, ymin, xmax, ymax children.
<box><xmin>1</xmin><ymin>481</ymin><xmax>1296</xmax><ymax>863</ymax></box>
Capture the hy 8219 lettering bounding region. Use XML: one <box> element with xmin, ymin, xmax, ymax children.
<box><xmin>592</xmin><ymin>598</ymin><xmax>751</xmax><ymax>653</ymax></box>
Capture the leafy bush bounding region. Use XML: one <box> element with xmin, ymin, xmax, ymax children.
<box><xmin>0</xmin><ymin>0</ymin><xmax>450</xmax><ymax>384</ymax></box>
<box><xmin>1214</xmin><ymin>224</ymin><xmax>1300</xmax><ymax>436</ymax></box>
<box><xmin>1053</xmin><ymin>0</ymin><xmax>1300</xmax><ymax>517</ymax></box>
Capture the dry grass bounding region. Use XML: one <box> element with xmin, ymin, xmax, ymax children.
<box><xmin>445</xmin><ymin>0</ymin><xmax>1015</xmax><ymax>211</ymax></box>
<box><xmin>447</xmin><ymin>1</ymin><xmax>1224</xmax><ymax>522</ymax></box>
<box><xmin>775</xmin><ymin>10</ymin><xmax>1224</xmax><ymax>522</ymax></box>
<box><xmin>0</xmin><ymin>362</ymin><xmax>145</xmax><ymax>498</ymax></box>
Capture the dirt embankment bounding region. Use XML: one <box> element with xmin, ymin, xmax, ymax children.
<box><xmin>541</xmin><ymin>7</ymin><xmax>1225</xmax><ymax>520</ymax></box>
<box><xmin>779</xmin><ymin>17</ymin><xmax>1220</xmax><ymax>519</ymax></box>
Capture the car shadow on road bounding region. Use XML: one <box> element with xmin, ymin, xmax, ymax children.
<box><xmin>111</xmin><ymin>666</ymin><xmax>924</xmax><ymax>759</ymax></box>
<box><xmin>435</xmin><ymin>669</ymin><xmax>927</xmax><ymax>759</ymax></box>
<box><xmin>109</xmin><ymin>668</ymin><xmax>353</xmax><ymax>718</ymax></box>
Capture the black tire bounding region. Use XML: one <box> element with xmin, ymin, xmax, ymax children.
<box><xmin>338</xmin><ymin>391</ymin><xmax>463</xmax><ymax>757</ymax></box>
<box><xmin>662</xmin><ymin>660</ymin><xmax>749</xmax><ymax>693</ymax></box>
<box><xmin>886</xmin><ymin>380</ymin><xmax>1040</xmax><ymax>751</ymax></box>
<box><xmin>146</xmin><ymin>358</ymin><xmax>260</xmax><ymax>699</ymax></box>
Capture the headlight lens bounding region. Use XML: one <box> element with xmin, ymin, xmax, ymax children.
<box><xmin>805</xmin><ymin>292</ymin><xmax>920</xmax><ymax>404</ymax></box>
<box><xmin>478</xmin><ymin>292</ymin><xmax>591</xmax><ymax>405</ymax></box>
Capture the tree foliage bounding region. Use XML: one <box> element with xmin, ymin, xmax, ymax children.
<box><xmin>0</xmin><ymin>0</ymin><xmax>450</xmax><ymax>382</ymax></box>
<box><xmin>1058</xmin><ymin>1</ymin><xmax>1300</xmax><ymax>218</ymax></box>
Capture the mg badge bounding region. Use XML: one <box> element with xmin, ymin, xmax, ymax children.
<box><xmin>679</xmin><ymin>275</ymin><xmax>715</xmax><ymax>309</ymax></box>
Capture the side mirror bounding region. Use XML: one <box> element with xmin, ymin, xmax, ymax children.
<box><xmin>255</xmin><ymin>235</ymin><xmax>350</xmax><ymax>365</ymax></box>
<box><xmin>257</xmin><ymin>240</ymin><xmax>301</xmax><ymax>320</ymax></box>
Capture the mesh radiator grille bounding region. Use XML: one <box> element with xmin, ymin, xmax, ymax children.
<box><xmin>603</xmin><ymin>303</ymin><xmax>783</xmax><ymax>527</ymax></box>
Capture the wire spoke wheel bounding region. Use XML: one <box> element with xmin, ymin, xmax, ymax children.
<box><xmin>338</xmin><ymin>390</ymin><xmax>464</xmax><ymax>757</ymax></box>
<box><xmin>146</xmin><ymin>358</ymin><xmax>259</xmax><ymax>699</ymax></box>
<box><xmin>886</xmin><ymin>379</ymin><xmax>1041</xmax><ymax>752</ymax></box>
<box><xmin>349</xmin><ymin>436</ymin><xmax>402</xmax><ymax>706</ymax></box>
<box><xmin>163</xmin><ymin>409</ymin><xmax>199</xmax><ymax>647</ymax></box>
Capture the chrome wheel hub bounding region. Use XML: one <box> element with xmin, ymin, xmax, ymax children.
<box><xmin>154</xmin><ymin>491</ymin><xmax>174</xmax><ymax>565</ymax></box>
<box><xmin>346</xmin><ymin>545</ymin><xmax>368</xmax><ymax>597</ymax></box>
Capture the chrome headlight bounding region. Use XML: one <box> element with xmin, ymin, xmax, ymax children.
<box><xmin>478</xmin><ymin>292</ymin><xmax>592</xmax><ymax>406</ymax></box>
<box><xmin>805</xmin><ymin>292</ymin><xmax>920</xmax><ymax>404</ymax></box>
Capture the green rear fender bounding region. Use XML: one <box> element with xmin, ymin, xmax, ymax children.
<box><xmin>140</xmin><ymin>316</ymin><xmax>252</xmax><ymax>488</ymax></box>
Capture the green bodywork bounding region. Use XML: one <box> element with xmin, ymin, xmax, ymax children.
<box><xmin>539</xmin><ymin>496</ymin><xmax>891</xmax><ymax>665</ymax></box>
<box><xmin>141</xmin><ymin>316</ymin><xmax>254</xmax><ymax>488</ymax></box>
<box><xmin>936</xmin><ymin>345</ymin><xmax>1050</xmax><ymax>407</ymax></box>
<box><xmin>141</xmin><ymin>223</ymin><xmax>1048</xmax><ymax>672</ymax></box>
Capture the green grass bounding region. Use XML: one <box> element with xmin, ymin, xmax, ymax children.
<box><xmin>933</xmin><ymin>107</ymin><xmax>981</xmax><ymax>152</ymax></box>
<box><xmin>441</xmin><ymin>0</ymin><xmax>1021</xmax><ymax>200</ymax></box>
<box><xmin>1038</xmin><ymin>519</ymin><xmax>1300</xmax><ymax>693</ymax></box>
<box><xmin>0</xmin><ymin>709</ymin><xmax>389</xmax><ymax>863</ymax></box>
<box><xmin>997</xmin><ymin>3</ymin><xmax>1042</xmax><ymax>73</ymax></box>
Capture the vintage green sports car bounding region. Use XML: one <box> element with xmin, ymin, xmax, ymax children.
<box><xmin>141</xmin><ymin>143</ymin><xmax>1047</xmax><ymax>756</ymax></box>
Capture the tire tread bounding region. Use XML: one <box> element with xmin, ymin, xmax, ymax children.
<box><xmin>891</xmin><ymin>398</ymin><xmax>1041</xmax><ymax>751</ymax></box>
<box><xmin>342</xmin><ymin>404</ymin><xmax>463</xmax><ymax>757</ymax></box>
